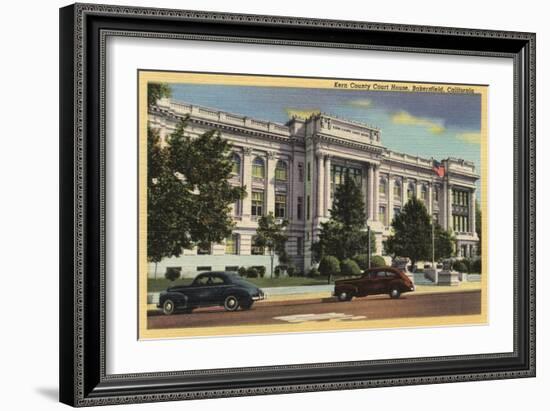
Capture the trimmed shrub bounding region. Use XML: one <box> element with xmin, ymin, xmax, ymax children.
<box><xmin>370</xmin><ymin>255</ymin><xmax>387</xmax><ymax>268</ymax></box>
<box><xmin>341</xmin><ymin>259</ymin><xmax>361</xmax><ymax>276</ymax></box>
<box><xmin>286</xmin><ymin>264</ymin><xmax>296</xmax><ymax>277</ymax></box>
<box><xmin>256</xmin><ymin>265</ymin><xmax>266</xmax><ymax>278</ymax></box>
<box><xmin>319</xmin><ymin>256</ymin><xmax>341</xmax><ymax>277</ymax></box>
<box><xmin>246</xmin><ymin>267</ymin><xmax>259</xmax><ymax>278</ymax></box>
<box><xmin>471</xmin><ymin>258</ymin><xmax>482</xmax><ymax>274</ymax></box>
<box><xmin>274</xmin><ymin>265</ymin><xmax>284</xmax><ymax>277</ymax></box>
<box><xmin>453</xmin><ymin>261</ymin><xmax>468</xmax><ymax>273</ymax></box>
<box><xmin>352</xmin><ymin>254</ymin><xmax>370</xmax><ymax>270</ymax></box>
<box><xmin>308</xmin><ymin>267</ymin><xmax>320</xmax><ymax>277</ymax></box>
<box><xmin>165</xmin><ymin>267</ymin><xmax>181</xmax><ymax>282</ymax></box>
<box><xmin>237</xmin><ymin>266</ymin><xmax>247</xmax><ymax>277</ymax></box>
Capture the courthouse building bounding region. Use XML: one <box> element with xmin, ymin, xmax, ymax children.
<box><xmin>148</xmin><ymin>98</ymin><xmax>480</xmax><ymax>278</ymax></box>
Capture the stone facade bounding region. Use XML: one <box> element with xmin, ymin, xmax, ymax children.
<box><xmin>148</xmin><ymin>98</ymin><xmax>480</xmax><ymax>278</ymax></box>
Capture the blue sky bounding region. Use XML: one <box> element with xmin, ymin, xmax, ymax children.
<box><xmin>171</xmin><ymin>83</ymin><xmax>482</xmax><ymax>191</ymax></box>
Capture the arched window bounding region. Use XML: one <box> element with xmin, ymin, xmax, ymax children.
<box><xmin>393</xmin><ymin>180</ymin><xmax>402</xmax><ymax>198</ymax></box>
<box><xmin>275</xmin><ymin>160</ymin><xmax>288</xmax><ymax>181</ymax></box>
<box><xmin>407</xmin><ymin>182</ymin><xmax>415</xmax><ymax>199</ymax></box>
<box><xmin>379</xmin><ymin>177</ymin><xmax>387</xmax><ymax>195</ymax></box>
<box><xmin>231</xmin><ymin>153</ymin><xmax>241</xmax><ymax>175</ymax></box>
<box><xmin>252</xmin><ymin>157</ymin><xmax>265</xmax><ymax>178</ymax></box>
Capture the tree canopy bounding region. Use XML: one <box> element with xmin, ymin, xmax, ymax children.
<box><xmin>384</xmin><ymin>196</ymin><xmax>454</xmax><ymax>268</ymax></box>
<box><xmin>313</xmin><ymin>170</ymin><xmax>375</xmax><ymax>262</ymax></box>
<box><xmin>148</xmin><ymin>82</ymin><xmax>172</xmax><ymax>107</ymax></box>
<box><xmin>254</xmin><ymin>213</ymin><xmax>289</xmax><ymax>277</ymax></box>
<box><xmin>147</xmin><ymin>116</ymin><xmax>245</xmax><ymax>263</ymax></box>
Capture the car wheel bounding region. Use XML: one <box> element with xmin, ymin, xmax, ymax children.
<box><xmin>389</xmin><ymin>288</ymin><xmax>401</xmax><ymax>299</ymax></box>
<box><xmin>162</xmin><ymin>299</ymin><xmax>176</xmax><ymax>315</ymax></box>
<box><xmin>224</xmin><ymin>295</ymin><xmax>240</xmax><ymax>311</ymax></box>
<box><xmin>337</xmin><ymin>291</ymin><xmax>353</xmax><ymax>302</ymax></box>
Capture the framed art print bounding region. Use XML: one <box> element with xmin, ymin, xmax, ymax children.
<box><xmin>59</xmin><ymin>3</ymin><xmax>535</xmax><ymax>407</ymax></box>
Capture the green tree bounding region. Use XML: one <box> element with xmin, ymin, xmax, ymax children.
<box><xmin>384</xmin><ymin>196</ymin><xmax>453</xmax><ymax>270</ymax></box>
<box><xmin>254</xmin><ymin>212</ymin><xmax>289</xmax><ymax>278</ymax></box>
<box><xmin>313</xmin><ymin>170</ymin><xmax>375</xmax><ymax>261</ymax></box>
<box><xmin>475</xmin><ymin>200</ymin><xmax>482</xmax><ymax>256</ymax></box>
<box><xmin>318</xmin><ymin>255</ymin><xmax>341</xmax><ymax>283</ymax></box>
<box><xmin>147</xmin><ymin>118</ymin><xmax>246</xmax><ymax>267</ymax></box>
<box><xmin>148</xmin><ymin>82</ymin><xmax>172</xmax><ymax>107</ymax></box>
<box><xmin>434</xmin><ymin>224</ymin><xmax>455</xmax><ymax>261</ymax></box>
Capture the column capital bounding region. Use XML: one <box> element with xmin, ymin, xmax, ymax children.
<box><xmin>267</xmin><ymin>151</ymin><xmax>276</xmax><ymax>160</ymax></box>
<box><xmin>243</xmin><ymin>147</ymin><xmax>253</xmax><ymax>156</ymax></box>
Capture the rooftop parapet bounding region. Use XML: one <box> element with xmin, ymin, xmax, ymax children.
<box><xmin>156</xmin><ymin>98</ymin><xmax>292</xmax><ymax>137</ymax></box>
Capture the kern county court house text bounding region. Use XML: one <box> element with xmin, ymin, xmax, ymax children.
<box><xmin>148</xmin><ymin>98</ymin><xmax>479</xmax><ymax>278</ymax></box>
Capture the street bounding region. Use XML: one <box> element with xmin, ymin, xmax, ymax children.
<box><xmin>148</xmin><ymin>290</ymin><xmax>481</xmax><ymax>330</ymax></box>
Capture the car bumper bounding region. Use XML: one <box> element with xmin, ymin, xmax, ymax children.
<box><xmin>251</xmin><ymin>292</ymin><xmax>266</xmax><ymax>301</ymax></box>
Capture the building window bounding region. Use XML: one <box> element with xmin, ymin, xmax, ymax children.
<box><xmin>453</xmin><ymin>215</ymin><xmax>469</xmax><ymax>232</ymax></box>
<box><xmin>251</xmin><ymin>191</ymin><xmax>264</xmax><ymax>216</ymax></box>
<box><xmin>225</xmin><ymin>234</ymin><xmax>239</xmax><ymax>255</ymax></box>
<box><xmin>196</xmin><ymin>266</ymin><xmax>211</xmax><ymax>272</ymax></box>
<box><xmin>297</xmin><ymin>196</ymin><xmax>303</xmax><ymax>220</ymax></box>
<box><xmin>231</xmin><ymin>153</ymin><xmax>241</xmax><ymax>175</ymax></box>
<box><xmin>275</xmin><ymin>194</ymin><xmax>287</xmax><ymax>218</ymax></box>
<box><xmin>393</xmin><ymin>207</ymin><xmax>401</xmax><ymax>218</ymax></box>
<box><xmin>421</xmin><ymin>185</ymin><xmax>428</xmax><ymax>202</ymax></box>
<box><xmin>252</xmin><ymin>157</ymin><xmax>265</xmax><ymax>179</ymax></box>
<box><xmin>407</xmin><ymin>182</ymin><xmax>415</xmax><ymax>199</ymax></box>
<box><xmin>251</xmin><ymin>236</ymin><xmax>264</xmax><ymax>255</ymax></box>
<box><xmin>197</xmin><ymin>243</ymin><xmax>211</xmax><ymax>255</ymax></box>
<box><xmin>307</xmin><ymin>162</ymin><xmax>311</xmax><ymax>181</ymax></box>
<box><xmin>306</xmin><ymin>195</ymin><xmax>311</xmax><ymax>220</ymax></box>
<box><xmin>275</xmin><ymin>160</ymin><xmax>288</xmax><ymax>182</ymax></box>
<box><xmin>331</xmin><ymin>164</ymin><xmax>362</xmax><ymax>190</ymax></box>
<box><xmin>296</xmin><ymin>237</ymin><xmax>303</xmax><ymax>256</ymax></box>
<box><xmin>378</xmin><ymin>205</ymin><xmax>386</xmax><ymax>224</ymax></box>
<box><xmin>379</xmin><ymin>178</ymin><xmax>387</xmax><ymax>195</ymax></box>
<box><xmin>298</xmin><ymin>163</ymin><xmax>304</xmax><ymax>182</ymax></box>
<box><xmin>393</xmin><ymin>180</ymin><xmax>402</xmax><ymax>198</ymax></box>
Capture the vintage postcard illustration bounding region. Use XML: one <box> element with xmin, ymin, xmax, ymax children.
<box><xmin>138</xmin><ymin>71</ymin><xmax>487</xmax><ymax>339</ymax></box>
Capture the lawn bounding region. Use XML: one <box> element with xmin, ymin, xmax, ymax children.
<box><xmin>147</xmin><ymin>276</ymin><xmax>331</xmax><ymax>292</ymax></box>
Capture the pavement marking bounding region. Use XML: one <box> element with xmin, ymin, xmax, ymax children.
<box><xmin>273</xmin><ymin>313</ymin><xmax>367</xmax><ymax>323</ymax></box>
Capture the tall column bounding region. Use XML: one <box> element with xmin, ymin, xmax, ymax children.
<box><xmin>428</xmin><ymin>183</ymin><xmax>433</xmax><ymax>215</ymax></box>
<box><xmin>242</xmin><ymin>148</ymin><xmax>253</xmax><ymax>219</ymax></box>
<box><xmin>316</xmin><ymin>153</ymin><xmax>324</xmax><ymax>218</ymax></box>
<box><xmin>266</xmin><ymin>152</ymin><xmax>276</xmax><ymax>215</ymax></box>
<box><xmin>324</xmin><ymin>155</ymin><xmax>331</xmax><ymax>217</ymax></box>
<box><xmin>288</xmin><ymin>158</ymin><xmax>294</xmax><ymax>221</ymax></box>
<box><xmin>373</xmin><ymin>165</ymin><xmax>380</xmax><ymax>221</ymax></box>
<box><xmin>402</xmin><ymin>179</ymin><xmax>407</xmax><ymax>207</ymax></box>
<box><xmin>367</xmin><ymin>164</ymin><xmax>374</xmax><ymax>220</ymax></box>
<box><xmin>447</xmin><ymin>183</ymin><xmax>453</xmax><ymax>231</ymax></box>
<box><xmin>470</xmin><ymin>189</ymin><xmax>476</xmax><ymax>233</ymax></box>
<box><xmin>388</xmin><ymin>176</ymin><xmax>394</xmax><ymax>226</ymax></box>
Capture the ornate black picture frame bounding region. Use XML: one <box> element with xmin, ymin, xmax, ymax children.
<box><xmin>59</xmin><ymin>3</ymin><xmax>535</xmax><ymax>407</ymax></box>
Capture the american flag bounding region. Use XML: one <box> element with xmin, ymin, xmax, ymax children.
<box><xmin>432</xmin><ymin>160</ymin><xmax>445</xmax><ymax>177</ymax></box>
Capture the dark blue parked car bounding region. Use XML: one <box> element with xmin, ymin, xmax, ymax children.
<box><xmin>158</xmin><ymin>271</ymin><xmax>265</xmax><ymax>315</ymax></box>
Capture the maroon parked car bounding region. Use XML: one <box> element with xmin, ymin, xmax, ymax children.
<box><xmin>334</xmin><ymin>266</ymin><xmax>415</xmax><ymax>301</ymax></box>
